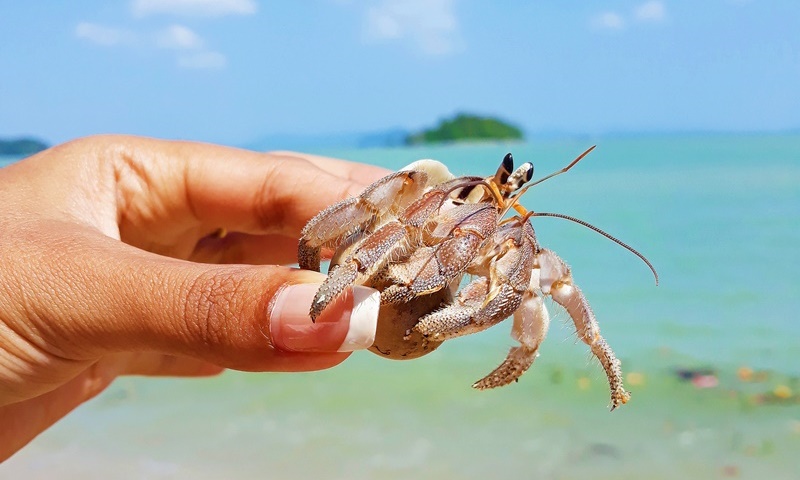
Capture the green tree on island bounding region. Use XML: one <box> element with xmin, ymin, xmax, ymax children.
<box><xmin>0</xmin><ymin>137</ymin><xmax>49</xmax><ymax>157</ymax></box>
<box><xmin>406</xmin><ymin>113</ymin><xmax>524</xmax><ymax>145</ymax></box>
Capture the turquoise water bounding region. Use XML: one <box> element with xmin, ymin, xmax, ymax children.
<box><xmin>334</xmin><ymin>133</ymin><xmax>800</xmax><ymax>375</ymax></box>
<box><xmin>3</xmin><ymin>134</ymin><xmax>799</xmax><ymax>478</ymax></box>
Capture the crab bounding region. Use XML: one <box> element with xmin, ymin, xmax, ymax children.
<box><xmin>298</xmin><ymin>149</ymin><xmax>658</xmax><ymax>410</ymax></box>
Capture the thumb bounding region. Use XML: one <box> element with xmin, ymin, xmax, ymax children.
<box><xmin>24</xmin><ymin>227</ymin><xmax>379</xmax><ymax>372</ymax></box>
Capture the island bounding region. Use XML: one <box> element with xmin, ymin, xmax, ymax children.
<box><xmin>0</xmin><ymin>137</ymin><xmax>49</xmax><ymax>157</ymax></box>
<box><xmin>405</xmin><ymin>113</ymin><xmax>524</xmax><ymax>145</ymax></box>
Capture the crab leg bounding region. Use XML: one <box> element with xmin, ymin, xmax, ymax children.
<box><xmin>413</xmin><ymin>276</ymin><xmax>522</xmax><ymax>340</ymax></box>
<box><xmin>298</xmin><ymin>198</ymin><xmax>369</xmax><ymax>272</ymax></box>
<box><xmin>473</xmin><ymin>290</ymin><xmax>550</xmax><ymax>389</ymax></box>
<box><xmin>537</xmin><ymin>248</ymin><xmax>631</xmax><ymax>410</ymax></box>
<box><xmin>309</xmin><ymin>221</ymin><xmax>407</xmax><ymax>320</ymax></box>
<box><xmin>412</xmin><ymin>221</ymin><xmax>532</xmax><ymax>338</ymax></box>
<box><xmin>308</xmin><ymin>186</ymin><xmax>466</xmax><ymax>320</ymax></box>
<box><xmin>380</xmin><ymin>203</ymin><xmax>499</xmax><ymax>304</ymax></box>
<box><xmin>298</xmin><ymin>170</ymin><xmax>427</xmax><ymax>271</ymax></box>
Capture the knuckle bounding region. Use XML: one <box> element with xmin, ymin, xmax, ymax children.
<box><xmin>180</xmin><ymin>269</ymin><xmax>246</xmax><ymax>348</ymax></box>
<box><xmin>253</xmin><ymin>174</ymin><xmax>287</xmax><ymax>231</ymax></box>
<box><xmin>254</xmin><ymin>161</ymin><xmax>354</xmax><ymax>235</ymax></box>
<box><xmin>81</xmin><ymin>361</ymin><xmax>115</xmax><ymax>402</ymax></box>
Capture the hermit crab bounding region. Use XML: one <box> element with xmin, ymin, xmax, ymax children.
<box><xmin>298</xmin><ymin>148</ymin><xmax>657</xmax><ymax>410</ymax></box>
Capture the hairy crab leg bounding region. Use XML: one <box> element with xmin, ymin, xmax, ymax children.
<box><xmin>309</xmin><ymin>184</ymin><xmax>474</xmax><ymax>320</ymax></box>
<box><xmin>298</xmin><ymin>197</ymin><xmax>369</xmax><ymax>271</ymax></box>
<box><xmin>473</xmin><ymin>290</ymin><xmax>550</xmax><ymax>389</ymax></box>
<box><xmin>413</xmin><ymin>221</ymin><xmax>532</xmax><ymax>338</ymax></box>
<box><xmin>309</xmin><ymin>221</ymin><xmax>407</xmax><ymax>320</ymax></box>
<box><xmin>412</xmin><ymin>276</ymin><xmax>522</xmax><ymax>340</ymax></box>
<box><xmin>298</xmin><ymin>170</ymin><xmax>428</xmax><ymax>271</ymax></box>
<box><xmin>380</xmin><ymin>203</ymin><xmax>498</xmax><ymax>304</ymax></box>
<box><xmin>537</xmin><ymin>248</ymin><xmax>631</xmax><ymax>410</ymax></box>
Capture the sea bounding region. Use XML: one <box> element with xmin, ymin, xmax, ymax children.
<box><xmin>2</xmin><ymin>133</ymin><xmax>799</xmax><ymax>479</ymax></box>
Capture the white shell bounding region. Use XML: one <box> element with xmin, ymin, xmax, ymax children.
<box><xmin>400</xmin><ymin>159</ymin><xmax>455</xmax><ymax>185</ymax></box>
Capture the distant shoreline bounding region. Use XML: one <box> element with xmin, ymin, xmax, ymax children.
<box><xmin>0</xmin><ymin>137</ymin><xmax>49</xmax><ymax>157</ymax></box>
<box><xmin>2</xmin><ymin>129</ymin><xmax>797</xmax><ymax>157</ymax></box>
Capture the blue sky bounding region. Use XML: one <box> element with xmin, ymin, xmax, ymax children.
<box><xmin>1</xmin><ymin>0</ymin><xmax>798</xmax><ymax>145</ymax></box>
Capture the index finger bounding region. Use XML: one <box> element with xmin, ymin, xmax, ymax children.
<box><xmin>269</xmin><ymin>151</ymin><xmax>391</xmax><ymax>185</ymax></box>
<box><xmin>115</xmin><ymin>136</ymin><xmax>384</xmax><ymax>239</ymax></box>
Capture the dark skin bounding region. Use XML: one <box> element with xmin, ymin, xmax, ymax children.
<box><xmin>0</xmin><ymin>135</ymin><xmax>390</xmax><ymax>460</ymax></box>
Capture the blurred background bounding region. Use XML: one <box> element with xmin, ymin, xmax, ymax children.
<box><xmin>2</xmin><ymin>1</ymin><xmax>799</xmax><ymax>478</ymax></box>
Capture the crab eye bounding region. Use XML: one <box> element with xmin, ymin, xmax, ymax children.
<box><xmin>505</xmin><ymin>162</ymin><xmax>533</xmax><ymax>191</ymax></box>
<box><xmin>524</xmin><ymin>162</ymin><xmax>534</xmax><ymax>183</ymax></box>
<box><xmin>503</xmin><ymin>153</ymin><xmax>514</xmax><ymax>172</ymax></box>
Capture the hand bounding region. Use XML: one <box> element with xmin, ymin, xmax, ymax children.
<box><xmin>0</xmin><ymin>135</ymin><xmax>389</xmax><ymax>460</ymax></box>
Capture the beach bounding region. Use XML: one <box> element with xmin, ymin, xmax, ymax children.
<box><xmin>2</xmin><ymin>133</ymin><xmax>799</xmax><ymax>478</ymax></box>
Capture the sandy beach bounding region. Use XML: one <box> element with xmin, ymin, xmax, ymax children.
<box><xmin>4</xmin><ymin>346</ymin><xmax>800</xmax><ymax>479</ymax></box>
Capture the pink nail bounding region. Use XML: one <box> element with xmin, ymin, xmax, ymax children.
<box><xmin>270</xmin><ymin>283</ymin><xmax>378</xmax><ymax>353</ymax></box>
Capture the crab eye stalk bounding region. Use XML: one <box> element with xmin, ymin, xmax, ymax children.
<box><xmin>506</xmin><ymin>162</ymin><xmax>534</xmax><ymax>192</ymax></box>
<box><xmin>494</xmin><ymin>153</ymin><xmax>514</xmax><ymax>186</ymax></box>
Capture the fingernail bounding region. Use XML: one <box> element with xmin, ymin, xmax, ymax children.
<box><xmin>270</xmin><ymin>283</ymin><xmax>379</xmax><ymax>353</ymax></box>
<box><xmin>338</xmin><ymin>286</ymin><xmax>381</xmax><ymax>352</ymax></box>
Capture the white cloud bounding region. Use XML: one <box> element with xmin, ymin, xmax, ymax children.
<box><xmin>156</xmin><ymin>25</ymin><xmax>204</xmax><ymax>50</ymax></box>
<box><xmin>131</xmin><ymin>0</ymin><xmax>257</xmax><ymax>17</ymax></box>
<box><xmin>76</xmin><ymin>21</ymin><xmax>224</xmax><ymax>69</ymax></box>
<box><xmin>77</xmin><ymin>1</ymin><xmax>246</xmax><ymax>69</ymax></box>
<box><xmin>634</xmin><ymin>1</ymin><xmax>666</xmax><ymax>22</ymax></box>
<box><xmin>363</xmin><ymin>0</ymin><xmax>461</xmax><ymax>55</ymax></box>
<box><xmin>177</xmin><ymin>51</ymin><xmax>227</xmax><ymax>69</ymax></box>
<box><xmin>75</xmin><ymin>22</ymin><xmax>137</xmax><ymax>46</ymax></box>
<box><xmin>591</xmin><ymin>12</ymin><xmax>625</xmax><ymax>30</ymax></box>
<box><xmin>591</xmin><ymin>2</ymin><xmax>666</xmax><ymax>32</ymax></box>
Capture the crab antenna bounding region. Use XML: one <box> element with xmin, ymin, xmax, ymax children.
<box><xmin>531</xmin><ymin>212</ymin><xmax>659</xmax><ymax>285</ymax></box>
<box><xmin>528</xmin><ymin>145</ymin><xmax>597</xmax><ymax>188</ymax></box>
<box><xmin>499</xmin><ymin>189</ymin><xmax>529</xmax><ymax>218</ymax></box>
<box><xmin>495</xmin><ymin>146</ymin><xmax>597</xmax><ymax>217</ymax></box>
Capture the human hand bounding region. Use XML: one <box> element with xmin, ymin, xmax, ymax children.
<box><xmin>0</xmin><ymin>135</ymin><xmax>390</xmax><ymax>460</ymax></box>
